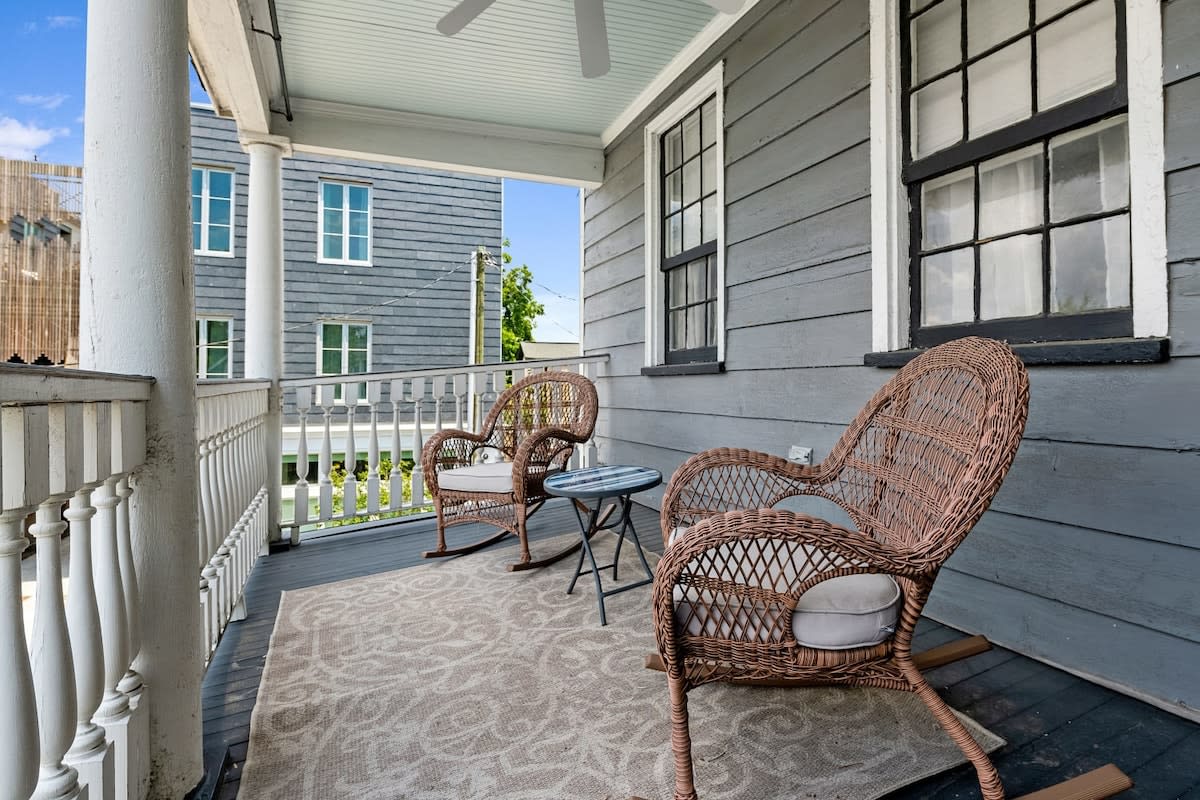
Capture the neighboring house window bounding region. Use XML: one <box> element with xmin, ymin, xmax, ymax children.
<box><xmin>196</xmin><ymin>317</ymin><xmax>232</xmax><ymax>379</ymax></box>
<box><xmin>318</xmin><ymin>321</ymin><xmax>370</xmax><ymax>401</ymax></box>
<box><xmin>642</xmin><ymin>62</ymin><xmax>725</xmax><ymax>369</ymax></box>
<box><xmin>318</xmin><ymin>180</ymin><xmax>371</xmax><ymax>265</ymax></box>
<box><xmin>192</xmin><ymin>167</ymin><xmax>234</xmax><ymax>256</ymax></box>
<box><xmin>897</xmin><ymin>0</ymin><xmax>1149</xmax><ymax>347</ymax></box>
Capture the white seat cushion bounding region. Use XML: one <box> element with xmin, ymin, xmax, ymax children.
<box><xmin>668</xmin><ymin>526</ymin><xmax>901</xmax><ymax>650</ymax></box>
<box><xmin>436</xmin><ymin>462</ymin><xmax>515</xmax><ymax>494</ymax></box>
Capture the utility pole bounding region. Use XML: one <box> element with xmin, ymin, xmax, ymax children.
<box><xmin>473</xmin><ymin>248</ymin><xmax>486</xmax><ymax>365</ymax></box>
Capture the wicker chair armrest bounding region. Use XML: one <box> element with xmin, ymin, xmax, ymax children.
<box><xmin>421</xmin><ymin>429</ymin><xmax>490</xmax><ymax>495</ymax></box>
<box><xmin>660</xmin><ymin>447</ymin><xmax>830</xmax><ymax>545</ymax></box>
<box><xmin>511</xmin><ymin>427</ymin><xmax>583</xmax><ymax>501</ymax></box>
<box><xmin>652</xmin><ymin>508</ymin><xmax>927</xmax><ymax>676</ymax></box>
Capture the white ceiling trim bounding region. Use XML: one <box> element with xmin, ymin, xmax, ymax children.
<box><xmin>600</xmin><ymin>0</ymin><xmax>766</xmax><ymax>146</ymax></box>
<box><xmin>276</xmin><ymin>98</ymin><xmax>605</xmax><ymax>187</ymax></box>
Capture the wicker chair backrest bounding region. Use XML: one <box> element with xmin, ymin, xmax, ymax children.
<box><xmin>816</xmin><ymin>337</ymin><xmax>1029</xmax><ymax>564</ymax></box>
<box><xmin>481</xmin><ymin>371</ymin><xmax>599</xmax><ymax>457</ymax></box>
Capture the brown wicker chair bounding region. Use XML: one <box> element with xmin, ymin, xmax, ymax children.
<box><xmin>648</xmin><ymin>337</ymin><xmax>1128</xmax><ymax>800</ymax></box>
<box><xmin>421</xmin><ymin>370</ymin><xmax>598</xmax><ymax>571</ymax></box>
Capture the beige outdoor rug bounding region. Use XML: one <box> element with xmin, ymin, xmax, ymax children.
<box><xmin>240</xmin><ymin>532</ymin><xmax>1003</xmax><ymax>799</ymax></box>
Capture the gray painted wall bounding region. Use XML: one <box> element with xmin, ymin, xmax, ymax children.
<box><xmin>581</xmin><ymin>0</ymin><xmax>1200</xmax><ymax>718</ymax></box>
<box><xmin>191</xmin><ymin>107</ymin><xmax>502</xmax><ymax>391</ymax></box>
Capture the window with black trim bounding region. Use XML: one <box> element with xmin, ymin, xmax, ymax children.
<box><xmin>660</xmin><ymin>95</ymin><xmax>719</xmax><ymax>364</ymax></box>
<box><xmin>902</xmin><ymin>0</ymin><xmax>1130</xmax><ymax>346</ymax></box>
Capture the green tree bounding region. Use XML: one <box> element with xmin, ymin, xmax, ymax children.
<box><xmin>500</xmin><ymin>239</ymin><xmax>545</xmax><ymax>361</ymax></box>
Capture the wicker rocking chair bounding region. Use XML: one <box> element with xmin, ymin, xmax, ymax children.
<box><xmin>422</xmin><ymin>370</ymin><xmax>598</xmax><ymax>572</ymax></box>
<box><xmin>647</xmin><ymin>337</ymin><xmax>1131</xmax><ymax>800</ymax></box>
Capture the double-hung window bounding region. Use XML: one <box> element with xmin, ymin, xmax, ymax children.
<box><xmin>643</xmin><ymin>63</ymin><xmax>725</xmax><ymax>370</ymax></box>
<box><xmin>196</xmin><ymin>317</ymin><xmax>232</xmax><ymax>379</ymax></box>
<box><xmin>192</xmin><ymin>167</ymin><xmax>234</xmax><ymax>256</ymax></box>
<box><xmin>318</xmin><ymin>180</ymin><xmax>371</xmax><ymax>265</ymax></box>
<box><xmin>318</xmin><ymin>321</ymin><xmax>370</xmax><ymax>401</ymax></box>
<box><xmin>902</xmin><ymin>0</ymin><xmax>1135</xmax><ymax>346</ymax></box>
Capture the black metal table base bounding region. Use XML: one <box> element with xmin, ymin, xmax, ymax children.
<box><xmin>566</xmin><ymin>494</ymin><xmax>656</xmax><ymax>626</ymax></box>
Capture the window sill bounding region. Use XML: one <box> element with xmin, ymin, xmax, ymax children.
<box><xmin>641</xmin><ymin>361</ymin><xmax>725</xmax><ymax>376</ymax></box>
<box><xmin>317</xmin><ymin>258</ymin><xmax>373</xmax><ymax>267</ymax></box>
<box><xmin>864</xmin><ymin>337</ymin><xmax>1170</xmax><ymax>368</ymax></box>
<box><xmin>194</xmin><ymin>249</ymin><xmax>235</xmax><ymax>258</ymax></box>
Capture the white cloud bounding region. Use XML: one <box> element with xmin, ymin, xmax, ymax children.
<box><xmin>45</xmin><ymin>15</ymin><xmax>81</xmax><ymax>29</ymax></box>
<box><xmin>23</xmin><ymin>21</ymin><xmax>38</xmax><ymax>34</ymax></box>
<box><xmin>0</xmin><ymin>118</ymin><xmax>70</xmax><ymax>160</ymax></box>
<box><xmin>16</xmin><ymin>93</ymin><xmax>68</xmax><ymax>110</ymax></box>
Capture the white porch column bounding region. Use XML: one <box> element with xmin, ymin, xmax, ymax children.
<box><xmin>79</xmin><ymin>0</ymin><xmax>202</xmax><ymax>796</ymax></box>
<box><xmin>241</xmin><ymin>137</ymin><xmax>291</xmax><ymax>545</ymax></box>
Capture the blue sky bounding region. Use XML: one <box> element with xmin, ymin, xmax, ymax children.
<box><xmin>0</xmin><ymin>3</ymin><xmax>581</xmax><ymax>343</ymax></box>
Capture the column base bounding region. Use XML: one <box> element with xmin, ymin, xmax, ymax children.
<box><xmin>128</xmin><ymin>688</ymin><xmax>150</xmax><ymax>800</ymax></box>
<box><xmin>66</xmin><ymin>740</ymin><xmax>114</xmax><ymax>800</ymax></box>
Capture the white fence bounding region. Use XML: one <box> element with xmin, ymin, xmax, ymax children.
<box><xmin>280</xmin><ymin>355</ymin><xmax>607</xmax><ymax>536</ymax></box>
<box><xmin>0</xmin><ymin>364</ymin><xmax>153</xmax><ymax>800</ymax></box>
<box><xmin>196</xmin><ymin>381</ymin><xmax>271</xmax><ymax>663</ymax></box>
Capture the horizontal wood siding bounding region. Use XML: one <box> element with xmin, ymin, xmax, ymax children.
<box><xmin>190</xmin><ymin>108</ymin><xmax>502</xmax><ymax>401</ymax></box>
<box><xmin>582</xmin><ymin>0</ymin><xmax>1200</xmax><ymax>717</ymax></box>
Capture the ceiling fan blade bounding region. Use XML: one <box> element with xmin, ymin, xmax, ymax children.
<box><xmin>575</xmin><ymin>0</ymin><xmax>611</xmax><ymax>78</ymax></box>
<box><xmin>703</xmin><ymin>0</ymin><xmax>746</xmax><ymax>12</ymax></box>
<box><xmin>437</xmin><ymin>0</ymin><xmax>498</xmax><ymax>35</ymax></box>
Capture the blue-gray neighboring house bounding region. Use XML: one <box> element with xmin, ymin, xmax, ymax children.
<box><xmin>190</xmin><ymin>106</ymin><xmax>502</xmax><ymax>388</ymax></box>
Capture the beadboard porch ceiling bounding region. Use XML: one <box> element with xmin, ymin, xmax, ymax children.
<box><xmin>189</xmin><ymin>0</ymin><xmax>760</xmax><ymax>186</ymax></box>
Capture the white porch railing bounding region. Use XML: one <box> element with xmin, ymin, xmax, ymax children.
<box><xmin>1</xmin><ymin>364</ymin><xmax>154</xmax><ymax>800</ymax></box>
<box><xmin>281</xmin><ymin>355</ymin><xmax>607</xmax><ymax>536</ymax></box>
<box><xmin>196</xmin><ymin>381</ymin><xmax>271</xmax><ymax>664</ymax></box>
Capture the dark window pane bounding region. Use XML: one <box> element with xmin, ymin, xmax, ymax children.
<box><xmin>669</xmin><ymin>310</ymin><xmax>685</xmax><ymax>351</ymax></box>
<box><xmin>683</xmin><ymin>110</ymin><xmax>701</xmax><ymax>160</ymax></box>
<box><xmin>193</xmin><ymin>223</ymin><xmax>202</xmax><ymax>251</ymax></box>
<box><xmin>349</xmin><ymin>210</ymin><xmax>369</xmax><ymax>237</ymax></box>
<box><xmin>669</xmin><ymin>267</ymin><xmax>686</xmax><ymax>308</ymax></box>
<box><xmin>1050</xmin><ymin>117</ymin><xmax>1128</xmax><ymax>222</ymax></box>
<box><xmin>348</xmin><ymin>185</ymin><xmax>369</xmax><ymax>211</ymax></box>
<box><xmin>700</xmin><ymin>99</ymin><xmax>716</xmax><ymax>150</ymax></box>
<box><xmin>209</xmin><ymin>198</ymin><xmax>231</xmax><ymax>226</ymax></box>
<box><xmin>324</xmin><ymin>208</ymin><xmax>343</xmax><ymax>236</ymax></box>
<box><xmin>687</xmin><ymin>259</ymin><xmax>707</xmax><ymax>304</ymax></box>
<box><xmin>208</xmin><ymin>170</ymin><xmax>232</xmax><ymax>199</ymax></box>
<box><xmin>686</xmin><ymin>304</ymin><xmax>705</xmax><ymax>349</ymax></box>
<box><xmin>321</xmin><ymin>349</ymin><xmax>342</xmax><ymax>375</ymax></box>
<box><xmin>348</xmin><ymin>236</ymin><xmax>368</xmax><ymax>262</ymax></box>
<box><xmin>192</xmin><ymin>168</ymin><xmax>203</xmax><ymax>196</ymax></box>
<box><xmin>666</xmin><ymin>213</ymin><xmax>682</xmax><ymax>258</ymax></box>
<box><xmin>683</xmin><ymin>158</ymin><xmax>701</xmax><ymax>206</ymax></box>
<box><xmin>348</xmin><ymin>324</ymin><xmax>369</xmax><ymax>349</ymax></box>
<box><xmin>207</xmin><ymin>347</ymin><xmax>229</xmax><ymax>377</ymax></box>
<box><xmin>664</xmin><ymin>127</ymin><xmax>683</xmax><ymax>171</ymax></box>
<box><xmin>911</xmin><ymin>1</ymin><xmax>961</xmax><ymax>83</ymax></box>
<box><xmin>979</xmin><ymin>234</ymin><xmax>1043</xmax><ymax>320</ymax></box>
<box><xmin>207</xmin><ymin>226</ymin><xmax>230</xmax><ymax>253</ymax></box>
<box><xmin>322</xmin><ymin>325</ymin><xmax>343</xmax><ymax>349</ymax></box>
<box><xmin>347</xmin><ymin>350</ymin><xmax>368</xmax><ymax>374</ymax></box>
<box><xmin>666</xmin><ymin>170</ymin><xmax>682</xmax><ymax>215</ymax></box>
<box><xmin>921</xmin><ymin>247</ymin><xmax>975</xmax><ymax>326</ymax></box>
<box><xmin>323</xmin><ymin>234</ymin><xmax>342</xmax><ymax>261</ymax></box>
<box><xmin>322</xmin><ymin>182</ymin><xmax>343</xmax><ymax>210</ymax></box>
<box><xmin>702</xmin><ymin>195</ymin><xmax>718</xmax><ymax>242</ymax></box>
<box><xmin>701</xmin><ymin>147</ymin><xmax>717</xmax><ymax>199</ymax></box>
<box><xmin>208</xmin><ymin>320</ymin><xmax>229</xmax><ymax>343</ymax></box>
<box><xmin>683</xmin><ymin>203</ymin><xmax>701</xmax><ymax>251</ymax></box>
<box><xmin>706</xmin><ymin>301</ymin><xmax>716</xmax><ymax>345</ymax></box>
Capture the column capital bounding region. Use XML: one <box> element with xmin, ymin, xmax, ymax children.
<box><xmin>239</xmin><ymin>132</ymin><xmax>293</xmax><ymax>157</ymax></box>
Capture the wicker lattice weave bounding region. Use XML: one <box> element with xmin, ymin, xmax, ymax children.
<box><xmin>652</xmin><ymin>337</ymin><xmax>1030</xmax><ymax>800</ymax></box>
<box><xmin>422</xmin><ymin>370</ymin><xmax>598</xmax><ymax>566</ymax></box>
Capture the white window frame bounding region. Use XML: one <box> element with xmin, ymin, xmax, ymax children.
<box><xmin>317</xmin><ymin>179</ymin><xmax>373</xmax><ymax>266</ymax></box>
<box><xmin>642</xmin><ymin>61</ymin><xmax>726</xmax><ymax>368</ymax></box>
<box><xmin>196</xmin><ymin>316</ymin><xmax>234</xmax><ymax>380</ymax></box>
<box><xmin>868</xmin><ymin>0</ymin><xmax>1167</xmax><ymax>352</ymax></box>
<box><xmin>316</xmin><ymin>320</ymin><xmax>373</xmax><ymax>403</ymax></box>
<box><xmin>192</xmin><ymin>166</ymin><xmax>235</xmax><ymax>257</ymax></box>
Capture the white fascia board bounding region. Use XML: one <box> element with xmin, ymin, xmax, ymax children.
<box><xmin>188</xmin><ymin>0</ymin><xmax>272</xmax><ymax>134</ymax></box>
<box><xmin>276</xmin><ymin>99</ymin><xmax>605</xmax><ymax>188</ymax></box>
<box><xmin>601</xmin><ymin>0</ymin><xmax>765</xmax><ymax>146</ymax></box>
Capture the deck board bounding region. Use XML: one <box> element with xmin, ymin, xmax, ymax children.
<box><xmin>200</xmin><ymin>500</ymin><xmax>1199</xmax><ymax>798</ymax></box>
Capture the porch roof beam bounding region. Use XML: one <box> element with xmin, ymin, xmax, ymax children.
<box><xmin>188</xmin><ymin>0</ymin><xmax>273</xmax><ymax>135</ymax></box>
<box><xmin>273</xmin><ymin>99</ymin><xmax>605</xmax><ymax>188</ymax></box>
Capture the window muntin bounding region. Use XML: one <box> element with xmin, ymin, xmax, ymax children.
<box><xmin>660</xmin><ymin>95</ymin><xmax>719</xmax><ymax>365</ymax></box>
<box><xmin>318</xmin><ymin>322</ymin><xmax>370</xmax><ymax>401</ymax></box>
<box><xmin>196</xmin><ymin>317</ymin><xmax>232</xmax><ymax>379</ymax></box>
<box><xmin>192</xmin><ymin>167</ymin><xmax>234</xmax><ymax>256</ymax></box>
<box><xmin>318</xmin><ymin>181</ymin><xmax>371</xmax><ymax>265</ymax></box>
<box><xmin>902</xmin><ymin>0</ymin><xmax>1129</xmax><ymax>346</ymax></box>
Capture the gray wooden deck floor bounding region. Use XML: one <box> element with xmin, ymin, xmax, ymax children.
<box><xmin>200</xmin><ymin>500</ymin><xmax>1200</xmax><ymax>799</ymax></box>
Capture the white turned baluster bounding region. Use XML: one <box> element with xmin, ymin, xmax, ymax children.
<box><xmin>115</xmin><ymin>476</ymin><xmax>143</xmax><ymax>698</ymax></box>
<box><xmin>410</xmin><ymin>378</ymin><xmax>426</xmax><ymax>505</ymax></box>
<box><xmin>68</xmin><ymin>403</ymin><xmax>110</xmax><ymax>766</ymax></box>
<box><xmin>389</xmin><ymin>379</ymin><xmax>404</xmax><ymax>511</ymax></box>
<box><xmin>432</xmin><ymin>376</ymin><xmax>446</xmax><ymax>435</ymax></box>
<box><xmin>580</xmin><ymin>363</ymin><xmax>598</xmax><ymax>468</ymax></box>
<box><xmin>32</xmin><ymin>403</ymin><xmax>82</xmax><ymax>800</ymax></box>
<box><xmin>366</xmin><ymin>381</ymin><xmax>381</xmax><ymax>514</ymax></box>
<box><xmin>317</xmin><ymin>384</ymin><xmax>335</xmax><ymax>523</ymax></box>
<box><xmin>91</xmin><ymin>476</ymin><xmax>130</xmax><ymax>731</ymax></box>
<box><xmin>1</xmin><ymin>406</ymin><xmax>48</xmax><ymax>799</ymax></box>
<box><xmin>293</xmin><ymin>387</ymin><xmax>311</xmax><ymax>525</ymax></box>
<box><xmin>198</xmin><ymin>401</ymin><xmax>219</xmax><ymax>655</ymax></box>
<box><xmin>453</xmin><ymin>373</ymin><xmax>467</xmax><ymax>431</ymax></box>
<box><xmin>492</xmin><ymin>371</ymin><xmax>507</xmax><ymax>421</ymax></box>
<box><xmin>343</xmin><ymin>385</ymin><xmax>358</xmax><ymax>520</ymax></box>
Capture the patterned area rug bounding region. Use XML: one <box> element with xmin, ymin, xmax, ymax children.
<box><xmin>240</xmin><ymin>533</ymin><xmax>1002</xmax><ymax>799</ymax></box>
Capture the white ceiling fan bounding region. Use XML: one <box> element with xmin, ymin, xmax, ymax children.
<box><xmin>437</xmin><ymin>0</ymin><xmax>746</xmax><ymax>79</ymax></box>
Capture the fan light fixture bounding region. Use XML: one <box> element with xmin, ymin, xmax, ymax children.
<box><xmin>437</xmin><ymin>0</ymin><xmax>746</xmax><ymax>78</ymax></box>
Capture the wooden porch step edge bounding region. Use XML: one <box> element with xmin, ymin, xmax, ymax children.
<box><xmin>1011</xmin><ymin>764</ymin><xmax>1132</xmax><ymax>800</ymax></box>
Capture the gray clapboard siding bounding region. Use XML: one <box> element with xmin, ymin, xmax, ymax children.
<box><xmin>582</xmin><ymin>0</ymin><xmax>1200</xmax><ymax>718</ymax></box>
<box><xmin>190</xmin><ymin>107</ymin><xmax>501</xmax><ymax>400</ymax></box>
